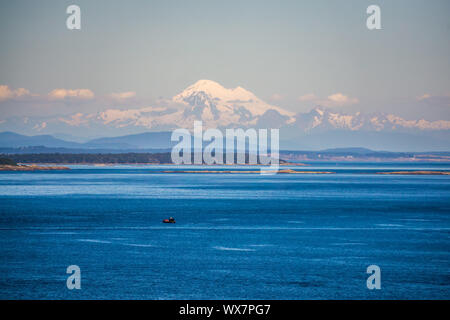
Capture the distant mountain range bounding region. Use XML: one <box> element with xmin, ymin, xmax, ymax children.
<box><xmin>0</xmin><ymin>80</ymin><xmax>449</xmax><ymax>151</ymax></box>
<box><xmin>1</xmin><ymin>128</ymin><xmax>450</xmax><ymax>154</ymax></box>
<box><xmin>1</xmin><ymin>131</ymin><xmax>450</xmax><ymax>162</ymax></box>
<box><xmin>0</xmin><ymin>131</ymin><xmax>174</xmax><ymax>150</ymax></box>
<box><xmin>0</xmin><ymin>132</ymin><xmax>81</xmax><ymax>149</ymax></box>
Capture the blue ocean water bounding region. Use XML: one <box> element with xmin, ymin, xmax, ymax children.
<box><xmin>0</xmin><ymin>162</ymin><xmax>449</xmax><ymax>299</ymax></box>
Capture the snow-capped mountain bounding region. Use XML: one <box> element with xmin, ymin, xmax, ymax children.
<box><xmin>172</xmin><ymin>79</ymin><xmax>294</xmax><ymax>127</ymax></box>
<box><xmin>97</xmin><ymin>80</ymin><xmax>295</xmax><ymax>130</ymax></box>
<box><xmin>291</xmin><ymin>107</ymin><xmax>450</xmax><ymax>132</ymax></box>
<box><xmin>62</xmin><ymin>80</ymin><xmax>450</xmax><ymax>133</ymax></box>
<box><xmin>1</xmin><ymin>80</ymin><xmax>450</xmax><ymax>150</ymax></box>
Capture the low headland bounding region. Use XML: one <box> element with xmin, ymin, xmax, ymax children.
<box><xmin>1</xmin><ymin>155</ymin><xmax>450</xmax><ymax>175</ymax></box>
<box><xmin>0</xmin><ymin>157</ymin><xmax>69</xmax><ymax>171</ymax></box>
<box><xmin>162</xmin><ymin>169</ymin><xmax>334</xmax><ymax>174</ymax></box>
<box><xmin>376</xmin><ymin>171</ymin><xmax>450</xmax><ymax>175</ymax></box>
<box><xmin>0</xmin><ymin>153</ymin><xmax>304</xmax><ymax>166</ymax></box>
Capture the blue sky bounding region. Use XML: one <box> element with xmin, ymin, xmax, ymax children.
<box><xmin>0</xmin><ymin>0</ymin><xmax>449</xmax><ymax>124</ymax></box>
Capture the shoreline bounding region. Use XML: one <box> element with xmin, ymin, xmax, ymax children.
<box><xmin>376</xmin><ymin>171</ymin><xmax>450</xmax><ymax>175</ymax></box>
<box><xmin>1</xmin><ymin>164</ymin><xmax>449</xmax><ymax>175</ymax></box>
<box><xmin>11</xmin><ymin>162</ymin><xmax>306</xmax><ymax>166</ymax></box>
<box><xmin>0</xmin><ymin>164</ymin><xmax>70</xmax><ymax>171</ymax></box>
<box><xmin>162</xmin><ymin>169</ymin><xmax>334</xmax><ymax>174</ymax></box>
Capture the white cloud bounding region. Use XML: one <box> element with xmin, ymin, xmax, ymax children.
<box><xmin>48</xmin><ymin>88</ymin><xmax>94</xmax><ymax>100</ymax></box>
<box><xmin>0</xmin><ymin>85</ymin><xmax>32</xmax><ymax>101</ymax></box>
<box><xmin>298</xmin><ymin>92</ymin><xmax>359</xmax><ymax>107</ymax></box>
<box><xmin>58</xmin><ymin>113</ymin><xmax>92</xmax><ymax>127</ymax></box>
<box><xmin>32</xmin><ymin>121</ymin><xmax>47</xmax><ymax>131</ymax></box>
<box><xmin>298</xmin><ymin>93</ymin><xmax>317</xmax><ymax>102</ymax></box>
<box><xmin>325</xmin><ymin>93</ymin><xmax>359</xmax><ymax>106</ymax></box>
<box><xmin>418</xmin><ymin>93</ymin><xmax>431</xmax><ymax>101</ymax></box>
<box><xmin>416</xmin><ymin>93</ymin><xmax>450</xmax><ymax>105</ymax></box>
<box><xmin>0</xmin><ymin>85</ymin><xmax>13</xmax><ymax>101</ymax></box>
<box><xmin>109</xmin><ymin>91</ymin><xmax>136</xmax><ymax>100</ymax></box>
<box><xmin>1</xmin><ymin>85</ymin><xmax>96</xmax><ymax>103</ymax></box>
<box><xmin>269</xmin><ymin>93</ymin><xmax>283</xmax><ymax>101</ymax></box>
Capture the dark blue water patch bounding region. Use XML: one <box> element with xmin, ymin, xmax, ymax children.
<box><xmin>0</xmin><ymin>196</ymin><xmax>449</xmax><ymax>229</ymax></box>
<box><xmin>0</xmin><ymin>165</ymin><xmax>449</xmax><ymax>299</ymax></box>
<box><xmin>0</xmin><ymin>227</ymin><xmax>448</xmax><ymax>299</ymax></box>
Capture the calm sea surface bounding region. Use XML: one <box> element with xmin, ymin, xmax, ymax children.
<box><xmin>0</xmin><ymin>162</ymin><xmax>449</xmax><ymax>299</ymax></box>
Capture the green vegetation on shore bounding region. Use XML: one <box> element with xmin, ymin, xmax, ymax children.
<box><xmin>0</xmin><ymin>156</ymin><xmax>69</xmax><ymax>171</ymax></box>
<box><xmin>0</xmin><ymin>157</ymin><xmax>17</xmax><ymax>166</ymax></box>
<box><xmin>4</xmin><ymin>153</ymin><xmax>172</xmax><ymax>164</ymax></box>
<box><xmin>377</xmin><ymin>171</ymin><xmax>450</xmax><ymax>175</ymax></box>
<box><xmin>2</xmin><ymin>153</ymin><xmax>294</xmax><ymax>165</ymax></box>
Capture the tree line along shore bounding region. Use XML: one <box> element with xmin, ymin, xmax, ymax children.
<box><xmin>1</xmin><ymin>155</ymin><xmax>449</xmax><ymax>175</ymax></box>
<box><xmin>0</xmin><ymin>153</ymin><xmax>296</xmax><ymax>165</ymax></box>
<box><xmin>0</xmin><ymin>156</ymin><xmax>69</xmax><ymax>171</ymax></box>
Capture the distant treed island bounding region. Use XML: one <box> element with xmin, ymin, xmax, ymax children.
<box><xmin>4</xmin><ymin>153</ymin><xmax>173</xmax><ymax>164</ymax></box>
<box><xmin>0</xmin><ymin>153</ymin><xmax>291</xmax><ymax>165</ymax></box>
<box><xmin>0</xmin><ymin>156</ymin><xmax>69</xmax><ymax>171</ymax></box>
<box><xmin>0</xmin><ymin>157</ymin><xmax>17</xmax><ymax>166</ymax></box>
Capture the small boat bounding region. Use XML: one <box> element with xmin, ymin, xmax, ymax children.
<box><xmin>162</xmin><ymin>217</ymin><xmax>176</xmax><ymax>224</ymax></box>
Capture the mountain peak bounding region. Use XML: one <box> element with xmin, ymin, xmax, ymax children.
<box><xmin>172</xmin><ymin>80</ymin><xmax>294</xmax><ymax>120</ymax></box>
<box><xmin>188</xmin><ymin>79</ymin><xmax>226</xmax><ymax>93</ymax></box>
<box><xmin>191</xmin><ymin>79</ymin><xmax>223</xmax><ymax>88</ymax></box>
<box><xmin>174</xmin><ymin>79</ymin><xmax>255</xmax><ymax>103</ymax></box>
<box><xmin>312</xmin><ymin>107</ymin><xmax>326</xmax><ymax>116</ymax></box>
